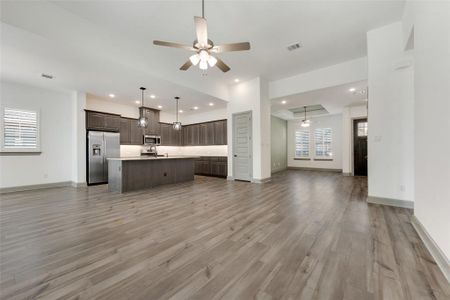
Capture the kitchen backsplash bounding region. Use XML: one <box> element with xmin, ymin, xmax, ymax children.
<box><xmin>120</xmin><ymin>145</ymin><xmax>228</xmax><ymax>157</ymax></box>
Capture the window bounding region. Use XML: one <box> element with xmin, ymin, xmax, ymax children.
<box><xmin>357</xmin><ymin>121</ymin><xmax>368</xmax><ymax>137</ymax></box>
<box><xmin>295</xmin><ymin>129</ymin><xmax>310</xmax><ymax>158</ymax></box>
<box><xmin>1</xmin><ymin>107</ymin><xmax>40</xmax><ymax>152</ymax></box>
<box><xmin>314</xmin><ymin>128</ymin><xmax>332</xmax><ymax>158</ymax></box>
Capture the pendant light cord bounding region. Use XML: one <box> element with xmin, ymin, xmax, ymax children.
<box><xmin>176</xmin><ymin>98</ymin><xmax>179</xmax><ymax>122</ymax></box>
<box><xmin>202</xmin><ymin>0</ymin><xmax>204</xmax><ymax>18</ymax></box>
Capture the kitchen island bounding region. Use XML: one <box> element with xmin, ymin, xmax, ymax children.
<box><xmin>107</xmin><ymin>156</ymin><xmax>197</xmax><ymax>193</ymax></box>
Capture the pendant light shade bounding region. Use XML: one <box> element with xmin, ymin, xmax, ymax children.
<box><xmin>173</xmin><ymin>96</ymin><xmax>182</xmax><ymax>130</ymax></box>
<box><xmin>301</xmin><ymin>106</ymin><xmax>310</xmax><ymax>128</ymax></box>
<box><xmin>137</xmin><ymin>87</ymin><xmax>148</xmax><ymax>128</ymax></box>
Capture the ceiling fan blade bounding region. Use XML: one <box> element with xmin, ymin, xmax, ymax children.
<box><xmin>153</xmin><ymin>40</ymin><xmax>196</xmax><ymax>51</ymax></box>
<box><xmin>215</xmin><ymin>57</ymin><xmax>231</xmax><ymax>72</ymax></box>
<box><xmin>211</xmin><ymin>42</ymin><xmax>251</xmax><ymax>53</ymax></box>
<box><xmin>179</xmin><ymin>60</ymin><xmax>193</xmax><ymax>71</ymax></box>
<box><xmin>194</xmin><ymin>16</ymin><xmax>208</xmax><ymax>48</ymax></box>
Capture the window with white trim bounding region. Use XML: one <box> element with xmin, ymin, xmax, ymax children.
<box><xmin>295</xmin><ymin>129</ymin><xmax>310</xmax><ymax>158</ymax></box>
<box><xmin>1</xmin><ymin>107</ymin><xmax>40</xmax><ymax>152</ymax></box>
<box><xmin>314</xmin><ymin>128</ymin><xmax>332</xmax><ymax>158</ymax></box>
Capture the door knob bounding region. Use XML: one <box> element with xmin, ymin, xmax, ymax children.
<box><xmin>234</xmin><ymin>154</ymin><xmax>237</xmax><ymax>157</ymax></box>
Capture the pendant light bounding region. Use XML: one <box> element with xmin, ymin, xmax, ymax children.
<box><xmin>173</xmin><ymin>96</ymin><xmax>182</xmax><ymax>130</ymax></box>
<box><xmin>301</xmin><ymin>106</ymin><xmax>310</xmax><ymax>128</ymax></box>
<box><xmin>137</xmin><ymin>87</ymin><xmax>148</xmax><ymax>128</ymax></box>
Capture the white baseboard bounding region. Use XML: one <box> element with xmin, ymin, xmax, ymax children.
<box><xmin>1</xmin><ymin>181</ymin><xmax>87</xmax><ymax>193</ymax></box>
<box><xmin>71</xmin><ymin>182</ymin><xmax>87</xmax><ymax>188</ymax></box>
<box><xmin>287</xmin><ymin>166</ymin><xmax>342</xmax><ymax>173</ymax></box>
<box><xmin>252</xmin><ymin>177</ymin><xmax>271</xmax><ymax>184</ymax></box>
<box><xmin>411</xmin><ymin>215</ymin><xmax>450</xmax><ymax>284</ymax></box>
<box><xmin>367</xmin><ymin>196</ymin><xmax>414</xmax><ymax>209</ymax></box>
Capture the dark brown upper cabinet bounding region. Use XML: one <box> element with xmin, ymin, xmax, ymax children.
<box><xmin>120</xmin><ymin>118</ymin><xmax>131</xmax><ymax>144</ymax></box>
<box><xmin>86</xmin><ymin>110</ymin><xmax>121</xmax><ymax>132</ymax></box>
<box><xmin>120</xmin><ymin>117</ymin><xmax>143</xmax><ymax>145</ymax></box>
<box><xmin>214</xmin><ymin>120</ymin><xmax>227</xmax><ymax>145</ymax></box>
<box><xmin>139</xmin><ymin>107</ymin><xmax>161</xmax><ymax>136</ymax></box>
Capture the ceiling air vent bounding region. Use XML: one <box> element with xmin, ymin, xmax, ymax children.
<box><xmin>287</xmin><ymin>42</ymin><xmax>302</xmax><ymax>51</ymax></box>
<box><xmin>41</xmin><ymin>73</ymin><xmax>54</xmax><ymax>79</ymax></box>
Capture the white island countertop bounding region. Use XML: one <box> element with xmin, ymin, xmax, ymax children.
<box><xmin>107</xmin><ymin>155</ymin><xmax>200</xmax><ymax>161</ymax></box>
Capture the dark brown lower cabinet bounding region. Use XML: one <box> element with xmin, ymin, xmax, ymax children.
<box><xmin>194</xmin><ymin>156</ymin><xmax>227</xmax><ymax>178</ymax></box>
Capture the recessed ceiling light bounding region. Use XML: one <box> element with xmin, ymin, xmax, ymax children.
<box><xmin>193</xmin><ymin>106</ymin><xmax>199</xmax><ymax>110</ymax></box>
<box><xmin>150</xmin><ymin>94</ymin><xmax>156</xmax><ymax>99</ymax></box>
<box><xmin>109</xmin><ymin>93</ymin><xmax>115</xmax><ymax>98</ymax></box>
<box><xmin>348</xmin><ymin>88</ymin><xmax>356</xmax><ymax>92</ymax></box>
<box><xmin>179</xmin><ymin>110</ymin><xmax>183</xmax><ymax>113</ymax></box>
<box><xmin>234</xmin><ymin>78</ymin><xmax>240</xmax><ymax>83</ymax></box>
<box><xmin>209</xmin><ymin>103</ymin><xmax>214</xmax><ymax>106</ymax></box>
<box><xmin>135</xmin><ymin>100</ymin><xmax>140</xmax><ymax>104</ymax></box>
<box><xmin>157</xmin><ymin>105</ymin><xmax>162</xmax><ymax>109</ymax></box>
<box><xmin>281</xmin><ymin>100</ymin><xmax>287</xmax><ymax>104</ymax></box>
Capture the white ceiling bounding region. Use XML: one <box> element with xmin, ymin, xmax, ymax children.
<box><xmin>271</xmin><ymin>80</ymin><xmax>368</xmax><ymax>119</ymax></box>
<box><xmin>1</xmin><ymin>1</ymin><xmax>404</xmax><ymax>113</ymax></box>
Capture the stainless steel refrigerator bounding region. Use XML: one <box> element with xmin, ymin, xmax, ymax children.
<box><xmin>87</xmin><ymin>131</ymin><xmax>120</xmax><ymax>185</ymax></box>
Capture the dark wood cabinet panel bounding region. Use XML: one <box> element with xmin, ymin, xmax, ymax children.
<box><xmin>211</xmin><ymin>161</ymin><xmax>227</xmax><ymax>177</ymax></box>
<box><xmin>160</xmin><ymin>123</ymin><xmax>171</xmax><ymax>145</ymax></box>
<box><xmin>86</xmin><ymin>111</ymin><xmax>121</xmax><ymax>132</ymax></box>
<box><xmin>214</xmin><ymin>120</ymin><xmax>227</xmax><ymax>145</ymax></box>
<box><xmin>206</xmin><ymin>122</ymin><xmax>215</xmax><ymax>145</ymax></box>
<box><xmin>86</xmin><ymin>112</ymin><xmax>106</xmax><ymax>130</ymax></box>
<box><xmin>171</xmin><ymin>126</ymin><xmax>182</xmax><ymax>146</ymax></box>
<box><xmin>198</xmin><ymin>124</ymin><xmax>207</xmax><ymax>145</ymax></box>
<box><xmin>138</xmin><ymin>107</ymin><xmax>161</xmax><ymax>135</ymax></box>
<box><xmin>130</xmin><ymin>120</ymin><xmax>143</xmax><ymax>145</ymax></box>
<box><xmin>104</xmin><ymin>115</ymin><xmax>120</xmax><ymax>132</ymax></box>
<box><xmin>120</xmin><ymin>118</ymin><xmax>131</xmax><ymax>144</ymax></box>
<box><xmin>120</xmin><ymin>118</ymin><xmax>143</xmax><ymax>145</ymax></box>
<box><xmin>194</xmin><ymin>156</ymin><xmax>227</xmax><ymax>178</ymax></box>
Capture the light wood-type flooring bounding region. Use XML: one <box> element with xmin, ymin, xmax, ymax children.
<box><xmin>1</xmin><ymin>170</ymin><xmax>449</xmax><ymax>300</ymax></box>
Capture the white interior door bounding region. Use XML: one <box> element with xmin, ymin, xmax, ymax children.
<box><xmin>233</xmin><ymin>111</ymin><xmax>252</xmax><ymax>181</ymax></box>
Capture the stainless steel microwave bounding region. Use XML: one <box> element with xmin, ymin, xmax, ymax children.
<box><xmin>143</xmin><ymin>135</ymin><xmax>161</xmax><ymax>145</ymax></box>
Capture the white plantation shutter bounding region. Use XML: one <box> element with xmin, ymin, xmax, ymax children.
<box><xmin>314</xmin><ymin>128</ymin><xmax>332</xmax><ymax>157</ymax></box>
<box><xmin>295</xmin><ymin>130</ymin><xmax>310</xmax><ymax>158</ymax></box>
<box><xmin>2</xmin><ymin>108</ymin><xmax>40</xmax><ymax>152</ymax></box>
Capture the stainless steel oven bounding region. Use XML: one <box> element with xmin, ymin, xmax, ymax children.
<box><xmin>144</xmin><ymin>135</ymin><xmax>161</xmax><ymax>145</ymax></box>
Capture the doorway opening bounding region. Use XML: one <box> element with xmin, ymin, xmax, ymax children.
<box><xmin>353</xmin><ymin>118</ymin><xmax>368</xmax><ymax>176</ymax></box>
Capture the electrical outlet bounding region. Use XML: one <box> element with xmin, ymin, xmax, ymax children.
<box><xmin>43</xmin><ymin>173</ymin><xmax>48</xmax><ymax>179</ymax></box>
<box><xmin>400</xmin><ymin>185</ymin><xmax>405</xmax><ymax>192</ymax></box>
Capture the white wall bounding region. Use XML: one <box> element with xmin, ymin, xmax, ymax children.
<box><xmin>342</xmin><ymin>105</ymin><xmax>368</xmax><ymax>174</ymax></box>
<box><xmin>71</xmin><ymin>92</ymin><xmax>86</xmax><ymax>185</ymax></box>
<box><xmin>86</xmin><ymin>95</ymin><xmax>175</xmax><ymax>123</ymax></box>
<box><xmin>181</xmin><ymin>108</ymin><xmax>227</xmax><ymax>125</ymax></box>
<box><xmin>269</xmin><ymin>57</ymin><xmax>368</xmax><ymax>99</ymax></box>
<box><xmin>287</xmin><ymin>114</ymin><xmax>343</xmax><ymax>170</ymax></box>
<box><xmin>367</xmin><ymin>22</ymin><xmax>414</xmax><ymax>202</ymax></box>
<box><xmin>411</xmin><ymin>1</ymin><xmax>450</xmax><ymax>261</ymax></box>
<box><xmin>227</xmin><ymin>77</ymin><xmax>271</xmax><ymax>181</ymax></box>
<box><xmin>271</xmin><ymin>116</ymin><xmax>287</xmax><ymax>173</ymax></box>
<box><xmin>0</xmin><ymin>80</ymin><xmax>74</xmax><ymax>188</ymax></box>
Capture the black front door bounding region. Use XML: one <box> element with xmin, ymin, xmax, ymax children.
<box><xmin>353</xmin><ymin>119</ymin><xmax>368</xmax><ymax>176</ymax></box>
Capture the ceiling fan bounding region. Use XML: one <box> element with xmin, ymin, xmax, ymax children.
<box><xmin>153</xmin><ymin>0</ymin><xmax>250</xmax><ymax>73</ymax></box>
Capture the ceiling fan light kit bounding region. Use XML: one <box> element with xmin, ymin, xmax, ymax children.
<box><xmin>153</xmin><ymin>0</ymin><xmax>250</xmax><ymax>73</ymax></box>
